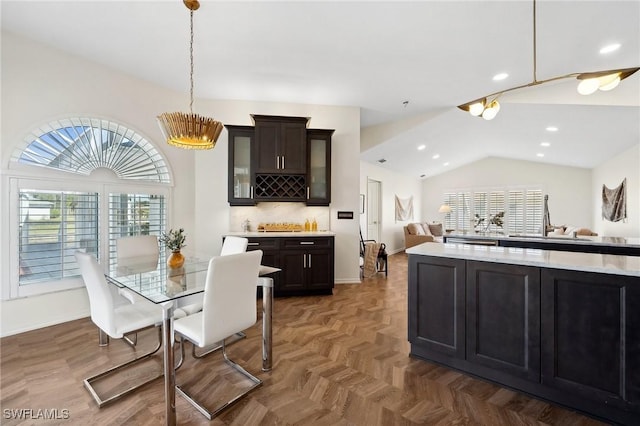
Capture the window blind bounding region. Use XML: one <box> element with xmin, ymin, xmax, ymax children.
<box><xmin>18</xmin><ymin>190</ymin><xmax>98</xmax><ymax>285</ymax></box>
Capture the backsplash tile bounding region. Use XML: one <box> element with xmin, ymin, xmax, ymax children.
<box><xmin>230</xmin><ymin>203</ymin><xmax>331</xmax><ymax>232</ymax></box>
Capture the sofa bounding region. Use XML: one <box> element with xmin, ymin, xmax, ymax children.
<box><xmin>548</xmin><ymin>225</ymin><xmax>598</xmax><ymax>237</ymax></box>
<box><xmin>404</xmin><ymin>222</ymin><xmax>444</xmax><ymax>249</ymax></box>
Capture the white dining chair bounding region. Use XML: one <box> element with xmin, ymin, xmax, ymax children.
<box><xmin>173</xmin><ymin>250</ymin><xmax>263</xmax><ymax>420</ymax></box>
<box><xmin>116</xmin><ymin>234</ymin><xmax>159</xmax><ymax>260</ymax></box>
<box><xmin>75</xmin><ymin>251</ymin><xmax>165</xmax><ymax>407</ymax></box>
<box><xmin>219</xmin><ymin>235</ymin><xmax>249</xmax><ymax>256</ymax></box>
<box><xmin>176</xmin><ymin>236</ymin><xmax>249</xmax><ymax>316</ymax></box>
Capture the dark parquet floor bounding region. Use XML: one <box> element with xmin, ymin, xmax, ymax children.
<box><xmin>0</xmin><ymin>252</ymin><xmax>605</xmax><ymax>425</ymax></box>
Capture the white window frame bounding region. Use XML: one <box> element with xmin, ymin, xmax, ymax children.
<box><xmin>8</xmin><ymin>175</ymin><xmax>171</xmax><ymax>299</ymax></box>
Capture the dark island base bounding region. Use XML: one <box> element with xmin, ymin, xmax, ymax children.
<box><xmin>408</xmin><ymin>255</ymin><xmax>640</xmax><ymax>425</ymax></box>
<box><xmin>410</xmin><ymin>347</ymin><xmax>638</xmax><ymax>425</ymax></box>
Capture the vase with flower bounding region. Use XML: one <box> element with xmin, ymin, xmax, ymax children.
<box><xmin>160</xmin><ymin>228</ymin><xmax>187</xmax><ymax>269</ymax></box>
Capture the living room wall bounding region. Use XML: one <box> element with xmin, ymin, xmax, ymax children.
<box><xmin>592</xmin><ymin>144</ymin><xmax>640</xmax><ymax>237</ymax></box>
<box><xmin>360</xmin><ymin>161</ymin><xmax>422</xmax><ymax>254</ymax></box>
<box><xmin>421</xmin><ymin>157</ymin><xmax>593</xmax><ymax>231</ymax></box>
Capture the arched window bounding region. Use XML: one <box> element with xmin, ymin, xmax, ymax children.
<box><xmin>12</xmin><ymin>117</ymin><xmax>170</xmax><ymax>183</ymax></box>
<box><xmin>9</xmin><ymin>118</ymin><xmax>171</xmax><ymax>298</ymax></box>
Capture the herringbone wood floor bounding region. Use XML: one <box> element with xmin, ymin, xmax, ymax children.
<box><xmin>1</xmin><ymin>253</ymin><xmax>605</xmax><ymax>425</ymax></box>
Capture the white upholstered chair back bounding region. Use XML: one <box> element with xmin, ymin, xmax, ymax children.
<box><xmin>220</xmin><ymin>236</ymin><xmax>248</xmax><ymax>256</ymax></box>
<box><xmin>75</xmin><ymin>251</ymin><xmax>116</xmax><ymax>335</ymax></box>
<box><xmin>201</xmin><ymin>250</ymin><xmax>262</xmax><ymax>345</ymax></box>
<box><xmin>116</xmin><ymin>235</ymin><xmax>159</xmax><ymax>260</ymax></box>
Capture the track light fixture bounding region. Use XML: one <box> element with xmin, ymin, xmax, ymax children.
<box><xmin>458</xmin><ymin>0</ymin><xmax>639</xmax><ymax>121</ymax></box>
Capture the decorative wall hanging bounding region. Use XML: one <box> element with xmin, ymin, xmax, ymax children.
<box><xmin>395</xmin><ymin>195</ymin><xmax>414</xmax><ymax>222</ymax></box>
<box><xmin>602</xmin><ymin>178</ymin><xmax>627</xmax><ymax>222</ymax></box>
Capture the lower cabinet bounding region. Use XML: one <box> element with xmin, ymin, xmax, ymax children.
<box><xmin>408</xmin><ymin>254</ymin><xmax>640</xmax><ymax>425</ymax></box>
<box><xmin>246</xmin><ymin>236</ymin><xmax>334</xmax><ymax>296</ymax></box>
<box><xmin>540</xmin><ymin>268</ymin><xmax>640</xmax><ymax>411</ymax></box>
<box><xmin>466</xmin><ymin>261</ymin><xmax>540</xmax><ymax>382</ymax></box>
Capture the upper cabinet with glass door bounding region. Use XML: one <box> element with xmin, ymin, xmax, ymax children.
<box><xmin>227</xmin><ymin>125</ymin><xmax>256</xmax><ymax>206</ymax></box>
<box><xmin>306</xmin><ymin>129</ymin><xmax>333</xmax><ymax>206</ymax></box>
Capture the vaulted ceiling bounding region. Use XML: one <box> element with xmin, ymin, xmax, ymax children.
<box><xmin>2</xmin><ymin>1</ymin><xmax>638</xmax><ymax>178</ymax></box>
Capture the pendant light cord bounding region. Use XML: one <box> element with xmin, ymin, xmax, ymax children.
<box><xmin>189</xmin><ymin>9</ymin><xmax>194</xmax><ymax>114</ymax></box>
<box><xmin>532</xmin><ymin>0</ymin><xmax>537</xmax><ymax>83</ymax></box>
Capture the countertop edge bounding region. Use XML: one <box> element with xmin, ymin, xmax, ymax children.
<box><xmin>406</xmin><ymin>243</ymin><xmax>640</xmax><ymax>277</ymax></box>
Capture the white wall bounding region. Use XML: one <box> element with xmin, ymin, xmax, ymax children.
<box><xmin>0</xmin><ymin>31</ymin><xmax>361</xmax><ymax>336</ymax></box>
<box><xmin>421</xmin><ymin>157</ymin><xmax>593</xmax><ymax>230</ymax></box>
<box><xmin>592</xmin><ymin>144</ymin><xmax>640</xmax><ymax>237</ymax></box>
<box><xmin>360</xmin><ymin>161</ymin><xmax>422</xmax><ymax>253</ymax></box>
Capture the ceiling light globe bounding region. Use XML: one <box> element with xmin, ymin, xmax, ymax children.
<box><xmin>598</xmin><ymin>75</ymin><xmax>621</xmax><ymax>91</ymax></box>
<box><xmin>469</xmin><ymin>102</ymin><xmax>485</xmax><ymax>116</ymax></box>
<box><xmin>577</xmin><ymin>78</ymin><xmax>599</xmax><ymax>95</ymax></box>
<box><xmin>482</xmin><ymin>106</ymin><xmax>498</xmax><ymax>120</ymax></box>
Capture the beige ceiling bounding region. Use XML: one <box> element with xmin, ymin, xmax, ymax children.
<box><xmin>2</xmin><ymin>1</ymin><xmax>639</xmax><ymax>178</ymax></box>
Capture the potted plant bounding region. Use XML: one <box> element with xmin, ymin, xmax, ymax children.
<box><xmin>160</xmin><ymin>228</ymin><xmax>186</xmax><ymax>268</ymax></box>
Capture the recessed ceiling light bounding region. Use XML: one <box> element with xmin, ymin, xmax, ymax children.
<box><xmin>432</xmin><ymin>154</ymin><xmax>440</xmax><ymax>159</ymax></box>
<box><xmin>493</xmin><ymin>73</ymin><xmax>509</xmax><ymax>81</ymax></box>
<box><xmin>443</xmin><ymin>162</ymin><xmax>450</xmax><ymax>166</ymax></box>
<box><xmin>540</xmin><ymin>142</ymin><xmax>551</xmax><ymax>147</ymax></box>
<box><xmin>600</xmin><ymin>43</ymin><xmax>621</xmax><ymax>54</ymax></box>
<box><xmin>545</xmin><ymin>126</ymin><xmax>558</xmax><ymax>132</ymax></box>
<box><xmin>417</xmin><ymin>144</ymin><xmax>426</xmax><ymax>151</ymax></box>
<box><xmin>536</xmin><ymin>153</ymin><xmax>544</xmax><ymax>157</ymax></box>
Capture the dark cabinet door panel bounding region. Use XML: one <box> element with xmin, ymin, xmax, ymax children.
<box><xmin>280</xmin><ymin>122</ymin><xmax>307</xmax><ymax>173</ymax></box>
<box><xmin>279</xmin><ymin>250</ymin><xmax>307</xmax><ymax>291</ymax></box>
<box><xmin>408</xmin><ymin>256</ymin><xmax>465</xmax><ymax>359</ymax></box>
<box><xmin>466</xmin><ymin>261</ymin><xmax>540</xmax><ymax>381</ymax></box>
<box><xmin>541</xmin><ymin>268</ymin><xmax>640</xmax><ymax>409</ymax></box>
<box><xmin>307</xmin><ymin>249</ymin><xmax>332</xmax><ymax>290</ymax></box>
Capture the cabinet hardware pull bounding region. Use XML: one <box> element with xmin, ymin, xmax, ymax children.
<box><xmin>308</xmin><ymin>254</ymin><xmax>311</xmax><ymax>268</ymax></box>
<box><xmin>248</xmin><ymin>242</ymin><xmax>259</xmax><ymax>246</ymax></box>
<box><xmin>282</xmin><ymin>156</ymin><xmax>285</xmax><ymax>169</ymax></box>
<box><xmin>307</xmin><ymin>187</ymin><xmax>310</xmax><ymax>199</ymax></box>
<box><xmin>250</xmin><ymin>185</ymin><xmax>253</xmax><ymax>199</ymax></box>
<box><xmin>276</xmin><ymin>156</ymin><xmax>280</xmax><ymax>170</ymax></box>
<box><xmin>300</xmin><ymin>241</ymin><xmax>314</xmax><ymax>245</ymax></box>
<box><xmin>303</xmin><ymin>254</ymin><xmax>306</xmax><ymax>268</ymax></box>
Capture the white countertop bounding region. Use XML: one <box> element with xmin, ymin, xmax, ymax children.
<box><xmin>445</xmin><ymin>232</ymin><xmax>640</xmax><ymax>248</ymax></box>
<box><xmin>225</xmin><ymin>231</ymin><xmax>336</xmax><ymax>237</ymax></box>
<box><xmin>406</xmin><ymin>242</ymin><xmax>640</xmax><ymax>277</ymax></box>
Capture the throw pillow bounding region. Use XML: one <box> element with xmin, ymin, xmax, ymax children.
<box><xmin>428</xmin><ymin>223</ymin><xmax>443</xmax><ymax>237</ymax></box>
<box><xmin>407</xmin><ymin>223</ymin><xmax>425</xmax><ymax>235</ymax></box>
<box><xmin>420</xmin><ymin>223</ymin><xmax>433</xmax><ymax>236</ymax></box>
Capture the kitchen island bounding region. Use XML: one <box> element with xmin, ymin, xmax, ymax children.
<box><xmin>406</xmin><ymin>242</ymin><xmax>640</xmax><ymax>425</ymax></box>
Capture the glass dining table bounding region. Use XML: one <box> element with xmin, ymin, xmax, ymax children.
<box><xmin>105</xmin><ymin>251</ymin><xmax>279</xmax><ymax>426</ymax></box>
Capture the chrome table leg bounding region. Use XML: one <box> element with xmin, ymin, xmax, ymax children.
<box><xmin>260</xmin><ymin>277</ymin><xmax>273</xmax><ymax>371</ymax></box>
<box><xmin>162</xmin><ymin>302</ymin><xmax>176</xmax><ymax>426</ymax></box>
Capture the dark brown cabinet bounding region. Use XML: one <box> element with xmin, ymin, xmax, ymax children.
<box><xmin>466</xmin><ymin>261</ymin><xmax>540</xmax><ymax>382</ymax></box>
<box><xmin>408</xmin><ymin>256</ymin><xmax>465</xmax><ymax>360</ymax></box>
<box><xmin>227</xmin><ymin>115</ymin><xmax>332</xmax><ymax>204</ymax></box>
<box><xmin>306</xmin><ymin>129</ymin><xmax>333</xmax><ymax>206</ymax></box>
<box><xmin>246</xmin><ymin>236</ymin><xmax>334</xmax><ymax>296</ymax></box>
<box><xmin>227</xmin><ymin>125</ymin><xmax>255</xmax><ymax>206</ymax></box>
<box><xmin>540</xmin><ymin>268</ymin><xmax>640</xmax><ymax>411</ymax></box>
<box><xmin>253</xmin><ymin>115</ymin><xmax>308</xmax><ymax>174</ymax></box>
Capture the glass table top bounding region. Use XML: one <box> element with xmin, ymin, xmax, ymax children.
<box><xmin>106</xmin><ymin>253</ymin><xmax>212</xmax><ymax>304</ymax></box>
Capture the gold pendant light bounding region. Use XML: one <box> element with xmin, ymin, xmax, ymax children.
<box><xmin>458</xmin><ymin>0</ymin><xmax>639</xmax><ymax>120</ymax></box>
<box><xmin>157</xmin><ymin>0</ymin><xmax>224</xmax><ymax>150</ymax></box>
